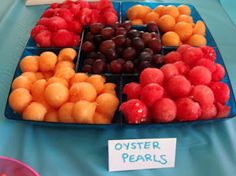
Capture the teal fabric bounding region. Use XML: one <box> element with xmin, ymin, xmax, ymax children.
<box><xmin>0</xmin><ymin>0</ymin><xmax>236</xmax><ymax>176</ymax></box>
<box><xmin>220</xmin><ymin>0</ymin><xmax>236</xmax><ymax>26</ymax></box>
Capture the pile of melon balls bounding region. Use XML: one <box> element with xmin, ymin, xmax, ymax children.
<box><xmin>127</xmin><ymin>4</ymin><xmax>206</xmax><ymax>47</ymax></box>
<box><xmin>8</xmin><ymin>48</ymin><xmax>119</xmax><ymax>124</ymax></box>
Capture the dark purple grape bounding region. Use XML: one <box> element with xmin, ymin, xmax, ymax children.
<box><xmin>138</xmin><ymin>51</ymin><xmax>152</xmax><ymax>61</ymax></box>
<box><xmin>116</xmin><ymin>58</ymin><xmax>125</xmax><ymax>65</ymax></box>
<box><xmin>110</xmin><ymin>21</ymin><xmax>120</xmax><ymax>30</ymax></box>
<box><xmin>86</xmin><ymin>52</ymin><xmax>97</xmax><ymax>59</ymax></box>
<box><xmin>115</xmin><ymin>47</ymin><xmax>124</xmax><ymax>57</ymax></box>
<box><xmin>105</xmin><ymin>49</ymin><xmax>117</xmax><ymax>61</ymax></box>
<box><xmin>138</xmin><ymin>61</ymin><xmax>152</xmax><ymax>72</ymax></box>
<box><xmin>84</xmin><ymin>58</ymin><xmax>94</xmax><ymax>65</ymax></box>
<box><xmin>142</xmin><ymin>32</ymin><xmax>152</xmax><ymax>44</ymax></box>
<box><xmin>122</xmin><ymin>20</ymin><xmax>132</xmax><ymax>31</ymax></box>
<box><xmin>132</xmin><ymin>37</ymin><xmax>145</xmax><ymax>51</ymax></box>
<box><xmin>123</xmin><ymin>61</ymin><xmax>134</xmax><ymax>73</ymax></box>
<box><xmin>127</xmin><ymin>29</ymin><xmax>140</xmax><ymax>38</ymax></box>
<box><xmin>90</xmin><ymin>23</ymin><xmax>105</xmax><ymax>34</ymax></box>
<box><xmin>125</xmin><ymin>38</ymin><xmax>132</xmax><ymax>47</ymax></box>
<box><xmin>151</xmin><ymin>54</ymin><xmax>164</xmax><ymax>67</ymax></box>
<box><xmin>139</xmin><ymin>31</ymin><xmax>144</xmax><ymax>36</ymax></box>
<box><xmin>150</xmin><ymin>32</ymin><xmax>159</xmax><ymax>39</ymax></box>
<box><xmin>110</xmin><ymin>60</ymin><xmax>123</xmax><ymax>74</ymax></box>
<box><xmin>101</xmin><ymin>27</ymin><xmax>115</xmax><ymax>40</ymax></box>
<box><xmin>96</xmin><ymin>52</ymin><xmax>106</xmax><ymax>61</ymax></box>
<box><xmin>99</xmin><ymin>40</ymin><xmax>115</xmax><ymax>53</ymax></box>
<box><xmin>93</xmin><ymin>34</ymin><xmax>103</xmax><ymax>45</ymax></box>
<box><xmin>122</xmin><ymin>47</ymin><xmax>136</xmax><ymax>60</ymax></box>
<box><xmin>147</xmin><ymin>22</ymin><xmax>159</xmax><ymax>33</ymax></box>
<box><xmin>143</xmin><ymin>48</ymin><xmax>154</xmax><ymax>55</ymax></box>
<box><xmin>82</xmin><ymin>41</ymin><xmax>95</xmax><ymax>53</ymax></box>
<box><xmin>112</xmin><ymin>35</ymin><xmax>126</xmax><ymax>46</ymax></box>
<box><xmin>147</xmin><ymin>38</ymin><xmax>162</xmax><ymax>54</ymax></box>
<box><xmin>85</xmin><ymin>32</ymin><xmax>94</xmax><ymax>42</ymax></box>
<box><xmin>82</xmin><ymin>64</ymin><xmax>92</xmax><ymax>73</ymax></box>
<box><xmin>92</xmin><ymin>59</ymin><xmax>106</xmax><ymax>73</ymax></box>
<box><xmin>115</xmin><ymin>27</ymin><xmax>127</xmax><ymax>36</ymax></box>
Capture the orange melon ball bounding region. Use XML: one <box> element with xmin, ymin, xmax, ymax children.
<box><xmin>186</xmin><ymin>34</ymin><xmax>207</xmax><ymax>46</ymax></box>
<box><xmin>22</xmin><ymin>102</ymin><xmax>47</xmax><ymax>121</ymax></box>
<box><xmin>54</xmin><ymin>67</ymin><xmax>75</xmax><ymax>81</ymax></box>
<box><xmin>31</xmin><ymin>79</ymin><xmax>47</xmax><ymax>101</ymax></box>
<box><xmin>70</xmin><ymin>73</ymin><xmax>89</xmax><ymax>86</ymax></box>
<box><xmin>44</xmin><ymin>83</ymin><xmax>69</xmax><ymax>108</ymax></box>
<box><xmin>174</xmin><ymin>22</ymin><xmax>193</xmax><ymax>41</ymax></box>
<box><xmin>96</xmin><ymin>93</ymin><xmax>119</xmax><ymax>118</ymax></box>
<box><xmin>93</xmin><ymin>112</ymin><xmax>112</xmax><ymax>124</ymax></box>
<box><xmin>55</xmin><ymin>61</ymin><xmax>75</xmax><ymax>70</ymax></box>
<box><xmin>72</xmin><ymin>100</ymin><xmax>96</xmax><ymax>124</ymax></box>
<box><xmin>127</xmin><ymin>5</ymin><xmax>152</xmax><ymax>20</ymax></box>
<box><xmin>158</xmin><ymin>15</ymin><xmax>176</xmax><ymax>32</ymax></box>
<box><xmin>20</xmin><ymin>55</ymin><xmax>39</xmax><ymax>72</ymax></box>
<box><xmin>37</xmin><ymin>99</ymin><xmax>52</xmax><ymax>111</ymax></box>
<box><xmin>162</xmin><ymin>31</ymin><xmax>181</xmax><ymax>46</ymax></box>
<box><xmin>12</xmin><ymin>76</ymin><xmax>32</xmax><ymax>90</ymax></box>
<box><xmin>69</xmin><ymin>82</ymin><xmax>97</xmax><ymax>102</ymax></box>
<box><xmin>47</xmin><ymin>77</ymin><xmax>69</xmax><ymax>88</ymax></box>
<box><xmin>143</xmin><ymin>11</ymin><xmax>159</xmax><ymax>24</ymax></box>
<box><xmin>21</xmin><ymin>72</ymin><xmax>37</xmax><ymax>83</ymax></box>
<box><xmin>131</xmin><ymin>19</ymin><xmax>144</xmax><ymax>25</ymax></box>
<box><xmin>58</xmin><ymin>48</ymin><xmax>77</xmax><ymax>62</ymax></box>
<box><xmin>193</xmin><ymin>20</ymin><xmax>206</xmax><ymax>35</ymax></box>
<box><xmin>176</xmin><ymin>14</ymin><xmax>193</xmax><ymax>23</ymax></box>
<box><xmin>39</xmin><ymin>51</ymin><xmax>57</xmax><ymax>72</ymax></box>
<box><xmin>162</xmin><ymin>5</ymin><xmax>179</xmax><ymax>18</ymax></box>
<box><xmin>35</xmin><ymin>72</ymin><xmax>44</xmax><ymax>80</ymax></box>
<box><xmin>87</xmin><ymin>75</ymin><xmax>105</xmax><ymax>94</ymax></box>
<box><xmin>58</xmin><ymin>102</ymin><xmax>75</xmax><ymax>123</ymax></box>
<box><xmin>9</xmin><ymin>88</ymin><xmax>32</xmax><ymax>113</ymax></box>
<box><xmin>178</xmin><ymin>5</ymin><xmax>191</xmax><ymax>15</ymax></box>
<box><xmin>103</xmin><ymin>83</ymin><xmax>116</xmax><ymax>95</ymax></box>
<box><xmin>43</xmin><ymin>71</ymin><xmax>54</xmax><ymax>80</ymax></box>
<box><xmin>44</xmin><ymin>110</ymin><xmax>58</xmax><ymax>122</ymax></box>
<box><xmin>154</xmin><ymin>5</ymin><xmax>166</xmax><ymax>15</ymax></box>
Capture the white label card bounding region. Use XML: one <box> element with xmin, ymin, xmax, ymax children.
<box><xmin>108</xmin><ymin>138</ymin><xmax>177</xmax><ymax>172</ymax></box>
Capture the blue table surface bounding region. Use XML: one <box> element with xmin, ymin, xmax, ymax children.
<box><xmin>0</xmin><ymin>0</ymin><xmax>236</xmax><ymax>175</ymax></box>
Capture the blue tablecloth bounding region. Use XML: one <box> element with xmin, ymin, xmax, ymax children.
<box><xmin>0</xmin><ymin>0</ymin><xmax>236</xmax><ymax>175</ymax></box>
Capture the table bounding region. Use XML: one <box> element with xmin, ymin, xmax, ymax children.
<box><xmin>0</xmin><ymin>0</ymin><xmax>236</xmax><ymax>175</ymax></box>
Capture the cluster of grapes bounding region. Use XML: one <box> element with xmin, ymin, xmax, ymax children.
<box><xmin>81</xmin><ymin>21</ymin><xmax>164</xmax><ymax>74</ymax></box>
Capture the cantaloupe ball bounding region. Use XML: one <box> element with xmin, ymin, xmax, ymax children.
<box><xmin>178</xmin><ymin>5</ymin><xmax>191</xmax><ymax>15</ymax></box>
<box><xmin>72</xmin><ymin>100</ymin><xmax>96</xmax><ymax>124</ymax></box>
<box><xmin>47</xmin><ymin>77</ymin><xmax>69</xmax><ymax>88</ymax></box>
<box><xmin>39</xmin><ymin>51</ymin><xmax>57</xmax><ymax>72</ymax></box>
<box><xmin>44</xmin><ymin>110</ymin><xmax>58</xmax><ymax>122</ymax></box>
<box><xmin>158</xmin><ymin>15</ymin><xmax>176</xmax><ymax>32</ymax></box>
<box><xmin>58</xmin><ymin>102</ymin><xmax>75</xmax><ymax>123</ymax></box>
<box><xmin>55</xmin><ymin>61</ymin><xmax>75</xmax><ymax>70</ymax></box>
<box><xmin>162</xmin><ymin>5</ymin><xmax>179</xmax><ymax>18</ymax></box>
<box><xmin>44</xmin><ymin>83</ymin><xmax>69</xmax><ymax>108</ymax></box>
<box><xmin>96</xmin><ymin>93</ymin><xmax>119</xmax><ymax>118</ymax></box>
<box><xmin>58</xmin><ymin>48</ymin><xmax>77</xmax><ymax>62</ymax></box>
<box><xmin>31</xmin><ymin>79</ymin><xmax>47</xmax><ymax>101</ymax></box>
<box><xmin>35</xmin><ymin>72</ymin><xmax>44</xmax><ymax>80</ymax></box>
<box><xmin>20</xmin><ymin>55</ymin><xmax>39</xmax><ymax>72</ymax></box>
<box><xmin>43</xmin><ymin>71</ymin><xmax>54</xmax><ymax>80</ymax></box>
<box><xmin>9</xmin><ymin>88</ymin><xmax>32</xmax><ymax>113</ymax></box>
<box><xmin>154</xmin><ymin>5</ymin><xmax>166</xmax><ymax>15</ymax></box>
<box><xmin>54</xmin><ymin>67</ymin><xmax>75</xmax><ymax>81</ymax></box>
<box><xmin>127</xmin><ymin>5</ymin><xmax>151</xmax><ymax>20</ymax></box>
<box><xmin>162</xmin><ymin>31</ymin><xmax>181</xmax><ymax>46</ymax></box>
<box><xmin>69</xmin><ymin>82</ymin><xmax>97</xmax><ymax>102</ymax></box>
<box><xmin>131</xmin><ymin>19</ymin><xmax>144</xmax><ymax>25</ymax></box>
<box><xmin>143</xmin><ymin>11</ymin><xmax>159</xmax><ymax>24</ymax></box>
<box><xmin>37</xmin><ymin>99</ymin><xmax>52</xmax><ymax>111</ymax></box>
<box><xmin>186</xmin><ymin>34</ymin><xmax>207</xmax><ymax>46</ymax></box>
<box><xmin>174</xmin><ymin>22</ymin><xmax>193</xmax><ymax>41</ymax></box>
<box><xmin>12</xmin><ymin>76</ymin><xmax>32</xmax><ymax>90</ymax></box>
<box><xmin>176</xmin><ymin>14</ymin><xmax>193</xmax><ymax>24</ymax></box>
<box><xmin>193</xmin><ymin>20</ymin><xmax>206</xmax><ymax>35</ymax></box>
<box><xmin>23</xmin><ymin>102</ymin><xmax>47</xmax><ymax>121</ymax></box>
<box><xmin>87</xmin><ymin>75</ymin><xmax>105</xmax><ymax>94</ymax></box>
<box><xmin>103</xmin><ymin>83</ymin><xmax>116</xmax><ymax>95</ymax></box>
<box><xmin>93</xmin><ymin>112</ymin><xmax>112</xmax><ymax>124</ymax></box>
<box><xmin>70</xmin><ymin>73</ymin><xmax>89</xmax><ymax>86</ymax></box>
<box><xmin>21</xmin><ymin>72</ymin><xmax>37</xmax><ymax>83</ymax></box>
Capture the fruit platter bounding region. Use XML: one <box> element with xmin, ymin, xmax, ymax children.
<box><xmin>4</xmin><ymin>0</ymin><xmax>236</xmax><ymax>127</ymax></box>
